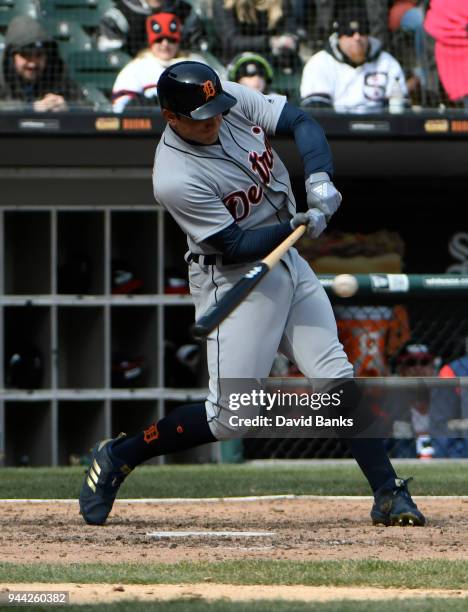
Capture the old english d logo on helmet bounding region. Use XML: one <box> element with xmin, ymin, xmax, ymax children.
<box><xmin>202</xmin><ymin>80</ymin><xmax>216</xmax><ymax>102</ymax></box>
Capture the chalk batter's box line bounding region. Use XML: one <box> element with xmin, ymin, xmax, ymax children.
<box><xmin>0</xmin><ymin>495</ymin><xmax>467</xmax><ymax>503</ymax></box>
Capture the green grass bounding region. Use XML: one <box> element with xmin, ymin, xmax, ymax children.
<box><xmin>1</xmin><ymin>560</ymin><xmax>467</xmax><ymax>590</ymax></box>
<box><xmin>0</xmin><ymin>462</ymin><xmax>466</xmax><ymax>499</ymax></box>
<box><xmin>5</xmin><ymin>600</ymin><xmax>465</xmax><ymax>612</ymax></box>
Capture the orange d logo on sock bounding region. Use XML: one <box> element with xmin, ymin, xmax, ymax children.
<box><xmin>143</xmin><ymin>423</ymin><xmax>159</xmax><ymax>444</ymax></box>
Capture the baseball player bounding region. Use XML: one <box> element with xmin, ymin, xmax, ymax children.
<box><xmin>300</xmin><ymin>6</ymin><xmax>407</xmax><ymax>112</ymax></box>
<box><xmin>79</xmin><ymin>61</ymin><xmax>425</xmax><ymax>528</ymax></box>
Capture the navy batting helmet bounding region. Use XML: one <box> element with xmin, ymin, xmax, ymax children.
<box><xmin>157</xmin><ymin>61</ymin><xmax>237</xmax><ymax>120</ymax></box>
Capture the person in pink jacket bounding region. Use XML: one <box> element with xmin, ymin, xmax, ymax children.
<box><xmin>424</xmin><ymin>0</ymin><xmax>468</xmax><ymax>107</ymax></box>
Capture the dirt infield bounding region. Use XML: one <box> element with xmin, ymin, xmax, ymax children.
<box><xmin>0</xmin><ymin>497</ymin><xmax>467</xmax><ymax>564</ymax></box>
<box><xmin>1</xmin><ymin>583</ymin><xmax>467</xmax><ymax>605</ymax></box>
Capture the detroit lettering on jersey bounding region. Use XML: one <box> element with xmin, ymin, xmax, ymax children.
<box><xmin>153</xmin><ymin>81</ymin><xmax>297</xmax><ymax>253</ymax></box>
<box><xmin>223</xmin><ymin>128</ymin><xmax>274</xmax><ymax>221</ymax></box>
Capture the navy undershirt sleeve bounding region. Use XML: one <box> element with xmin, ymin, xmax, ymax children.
<box><xmin>205</xmin><ymin>221</ymin><xmax>292</xmax><ymax>263</ymax></box>
<box><xmin>275</xmin><ymin>102</ymin><xmax>334</xmax><ymax>178</ymax></box>
<box><xmin>203</xmin><ymin>103</ymin><xmax>331</xmax><ymax>262</ymax></box>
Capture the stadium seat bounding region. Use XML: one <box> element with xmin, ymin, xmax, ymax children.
<box><xmin>180</xmin><ymin>0</ymin><xmax>217</xmax><ymax>52</ymax></box>
<box><xmin>81</xmin><ymin>83</ymin><xmax>112</xmax><ymax>111</ymax></box>
<box><xmin>272</xmin><ymin>68</ymin><xmax>302</xmax><ymax>104</ymax></box>
<box><xmin>67</xmin><ymin>50</ymin><xmax>131</xmax><ymax>95</ymax></box>
<box><xmin>0</xmin><ymin>0</ymin><xmax>38</xmax><ymax>28</ymax></box>
<box><xmin>42</xmin><ymin>19</ymin><xmax>93</xmax><ymax>58</ymax></box>
<box><xmin>202</xmin><ymin>14</ymin><xmax>221</xmax><ymax>54</ymax></box>
<box><xmin>39</xmin><ymin>0</ymin><xmax>113</xmax><ymax>28</ymax></box>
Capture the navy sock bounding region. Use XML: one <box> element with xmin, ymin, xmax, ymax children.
<box><xmin>331</xmin><ymin>380</ymin><xmax>396</xmax><ymax>493</ymax></box>
<box><xmin>111</xmin><ymin>402</ymin><xmax>216</xmax><ymax>467</ymax></box>
<box><xmin>345</xmin><ymin>437</ymin><xmax>397</xmax><ymax>493</ymax></box>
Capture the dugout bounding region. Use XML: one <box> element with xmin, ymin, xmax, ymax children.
<box><xmin>0</xmin><ymin>108</ymin><xmax>467</xmax><ymax>466</ymax></box>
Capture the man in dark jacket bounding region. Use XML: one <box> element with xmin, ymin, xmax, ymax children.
<box><xmin>0</xmin><ymin>15</ymin><xmax>86</xmax><ymax>111</ymax></box>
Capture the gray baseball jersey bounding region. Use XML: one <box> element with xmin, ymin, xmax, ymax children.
<box><xmin>154</xmin><ymin>82</ymin><xmax>296</xmax><ymax>255</ymax></box>
<box><xmin>153</xmin><ymin>82</ymin><xmax>353</xmax><ymax>440</ymax></box>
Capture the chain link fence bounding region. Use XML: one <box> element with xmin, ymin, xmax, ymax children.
<box><xmin>0</xmin><ymin>1</ymin><xmax>465</xmax><ymax>110</ymax></box>
<box><xmin>243</xmin><ymin>276</ymin><xmax>468</xmax><ymax>460</ymax></box>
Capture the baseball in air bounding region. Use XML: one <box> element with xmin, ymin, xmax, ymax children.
<box><xmin>332</xmin><ymin>274</ymin><xmax>358</xmax><ymax>298</ymax></box>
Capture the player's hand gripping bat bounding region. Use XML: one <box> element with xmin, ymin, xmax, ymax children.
<box><xmin>191</xmin><ymin>224</ymin><xmax>306</xmax><ymax>339</ymax></box>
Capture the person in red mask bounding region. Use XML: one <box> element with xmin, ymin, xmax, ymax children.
<box><xmin>112</xmin><ymin>12</ymin><xmax>216</xmax><ymax>112</ymax></box>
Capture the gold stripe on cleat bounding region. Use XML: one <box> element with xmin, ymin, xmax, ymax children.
<box><xmin>89</xmin><ymin>467</ymin><xmax>99</xmax><ymax>485</ymax></box>
<box><xmin>93</xmin><ymin>459</ymin><xmax>101</xmax><ymax>475</ymax></box>
<box><xmin>86</xmin><ymin>476</ymin><xmax>96</xmax><ymax>493</ymax></box>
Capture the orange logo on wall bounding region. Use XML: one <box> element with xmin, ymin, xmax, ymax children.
<box><xmin>202</xmin><ymin>80</ymin><xmax>216</xmax><ymax>101</ymax></box>
<box><xmin>122</xmin><ymin>118</ymin><xmax>152</xmax><ymax>130</ymax></box>
<box><xmin>143</xmin><ymin>423</ymin><xmax>159</xmax><ymax>443</ymax></box>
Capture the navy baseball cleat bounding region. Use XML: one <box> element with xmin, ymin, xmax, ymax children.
<box><xmin>79</xmin><ymin>434</ymin><xmax>133</xmax><ymax>525</ymax></box>
<box><xmin>371</xmin><ymin>477</ymin><xmax>426</xmax><ymax>526</ymax></box>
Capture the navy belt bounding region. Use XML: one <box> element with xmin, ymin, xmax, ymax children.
<box><xmin>187</xmin><ymin>253</ymin><xmax>233</xmax><ymax>266</ymax></box>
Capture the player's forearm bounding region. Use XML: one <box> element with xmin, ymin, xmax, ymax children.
<box><xmin>205</xmin><ymin>221</ymin><xmax>292</xmax><ymax>263</ymax></box>
<box><xmin>275</xmin><ymin>102</ymin><xmax>334</xmax><ymax>177</ymax></box>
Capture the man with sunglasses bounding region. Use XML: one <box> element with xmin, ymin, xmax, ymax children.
<box><xmin>391</xmin><ymin>343</ymin><xmax>436</xmax><ymax>459</ymax></box>
<box><xmin>300</xmin><ymin>6</ymin><xmax>407</xmax><ymax>112</ymax></box>
<box><xmin>0</xmin><ymin>15</ymin><xmax>86</xmax><ymax>111</ymax></box>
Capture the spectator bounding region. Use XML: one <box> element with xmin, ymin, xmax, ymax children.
<box><xmin>389</xmin><ymin>1</ymin><xmax>424</xmax><ymax>37</ymax></box>
<box><xmin>98</xmin><ymin>0</ymin><xmax>207</xmax><ymax>56</ymax></box>
<box><xmin>312</xmin><ymin>0</ymin><xmax>390</xmax><ymax>51</ymax></box>
<box><xmin>212</xmin><ymin>0</ymin><xmax>300</xmax><ymax>72</ymax></box>
<box><xmin>388</xmin><ymin>2</ymin><xmax>431</xmax><ymax>97</ymax></box>
<box><xmin>391</xmin><ymin>343</ymin><xmax>436</xmax><ymax>459</ymax></box>
<box><xmin>300</xmin><ymin>5</ymin><xmax>407</xmax><ymax>112</ymax></box>
<box><xmin>424</xmin><ymin>0</ymin><xmax>468</xmax><ymax>109</ymax></box>
<box><xmin>112</xmin><ymin>13</ymin><xmax>212</xmax><ymax>113</ymax></box>
<box><xmin>227</xmin><ymin>51</ymin><xmax>273</xmax><ymax>92</ymax></box>
<box><xmin>0</xmin><ymin>15</ymin><xmax>86</xmax><ymax>111</ymax></box>
<box><xmin>430</xmin><ymin>347</ymin><xmax>468</xmax><ymax>458</ymax></box>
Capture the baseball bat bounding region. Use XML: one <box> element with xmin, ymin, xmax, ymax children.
<box><xmin>191</xmin><ymin>224</ymin><xmax>307</xmax><ymax>339</ymax></box>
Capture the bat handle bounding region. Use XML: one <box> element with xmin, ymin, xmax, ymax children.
<box><xmin>191</xmin><ymin>225</ymin><xmax>307</xmax><ymax>339</ymax></box>
<box><xmin>262</xmin><ymin>224</ymin><xmax>306</xmax><ymax>268</ymax></box>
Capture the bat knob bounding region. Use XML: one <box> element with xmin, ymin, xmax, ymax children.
<box><xmin>190</xmin><ymin>322</ymin><xmax>208</xmax><ymax>340</ymax></box>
